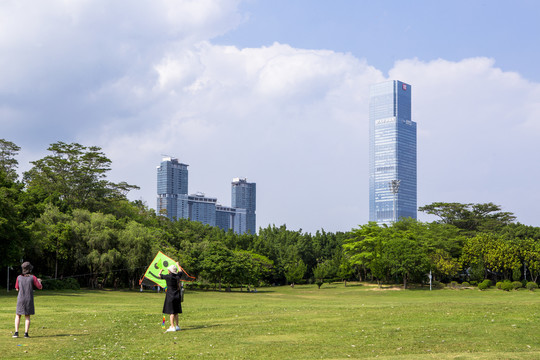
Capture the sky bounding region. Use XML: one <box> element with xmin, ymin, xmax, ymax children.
<box><xmin>2</xmin><ymin>0</ymin><xmax>540</xmax><ymax>233</ymax></box>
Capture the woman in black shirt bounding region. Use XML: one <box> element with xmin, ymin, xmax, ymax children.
<box><xmin>159</xmin><ymin>262</ymin><xmax>182</xmax><ymax>332</ymax></box>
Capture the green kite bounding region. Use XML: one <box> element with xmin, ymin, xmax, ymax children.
<box><xmin>143</xmin><ymin>251</ymin><xmax>195</xmax><ymax>289</ymax></box>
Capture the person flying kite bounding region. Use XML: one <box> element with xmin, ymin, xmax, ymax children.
<box><xmin>142</xmin><ymin>252</ymin><xmax>195</xmax><ymax>332</ymax></box>
<box><xmin>159</xmin><ymin>262</ymin><xmax>183</xmax><ymax>332</ymax></box>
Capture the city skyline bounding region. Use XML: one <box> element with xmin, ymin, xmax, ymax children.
<box><xmin>2</xmin><ymin>1</ymin><xmax>540</xmax><ymax>233</ymax></box>
<box><xmin>156</xmin><ymin>156</ymin><xmax>255</xmax><ymax>234</ymax></box>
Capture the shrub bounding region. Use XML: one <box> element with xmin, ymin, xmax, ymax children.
<box><xmin>478</xmin><ymin>282</ymin><xmax>489</xmax><ymax>291</ymax></box>
<box><xmin>496</xmin><ymin>281</ymin><xmax>503</xmax><ymax>290</ymax></box>
<box><xmin>526</xmin><ymin>282</ymin><xmax>538</xmax><ymax>291</ymax></box>
<box><xmin>461</xmin><ymin>282</ymin><xmax>470</xmax><ymax>288</ymax></box>
<box><xmin>511</xmin><ymin>281</ymin><xmax>523</xmax><ymax>290</ymax></box>
<box><xmin>481</xmin><ymin>279</ymin><xmax>492</xmax><ymax>288</ymax></box>
<box><xmin>448</xmin><ymin>281</ymin><xmax>459</xmax><ymax>289</ymax></box>
<box><xmin>470</xmin><ymin>280</ymin><xmax>478</xmax><ymax>286</ymax></box>
<box><xmin>500</xmin><ymin>281</ymin><xmax>513</xmax><ymax>292</ymax></box>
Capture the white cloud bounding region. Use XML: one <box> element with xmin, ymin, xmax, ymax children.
<box><xmin>390</xmin><ymin>58</ymin><xmax>540</xmax><ymax>224</ymax></box>
<box><xmin>100</xmin><ymin>41</ymin><xmax>383</xmax><ymax>232</ymax></box>
<box><xmin>2</xmin><ymin>1</ymin><xmax>540</xmax><ymax>231</ymax></box>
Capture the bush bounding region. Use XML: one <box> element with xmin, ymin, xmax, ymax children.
<box><xmin>526</xmin><ymin>282</ymin><xmax>538</xmax><ymax>291</ymax></box>
<box><xmin>496</xmin><ymin>281</ymin><xmax>503</xmax><ymax>290</ymax></box>
<box><xmin>511</xmin><ymin>281</ymin><xmax>523</xmax><ymax>290</ymax></box>
<box><xmin>478</xmin><ymin>282</ymin><xmax>489</xmax><ymax>291</ymax></box>
<box><xmin>499</xmin><ymin>280</ymin><xmax>513</xmax><ymax>292</ymax></box>
<box><xmin>448</xmin><ymin>281</ymin><xmax>459</xmax><ymax>289</ymax></box>
<box><xmin>482</xmin><ymin>279</ymin><xmax>492</xmax><ymax>287</ymax></box>
<box><xmin>461</xmin><ymin>282</ymin><xmax>470</xmax><ymax>288</ymax></box>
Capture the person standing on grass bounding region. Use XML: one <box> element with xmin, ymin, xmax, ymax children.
<box><xmin>159</xmin><ymin>262</ymin><xmax>183</xmax><ymax>332</ymax></box>
<box><xmin>13</xmin><ymin>262</ymin><xmax>42</xmax><ymax>338</ymax></box>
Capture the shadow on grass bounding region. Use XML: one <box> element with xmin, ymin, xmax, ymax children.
<box><xmin>185</xmin><ymin>289</ymin><xmax>276</xmax><ymax>294</ymax></box>
<box><xmin>28</xmin><ymin>333</ymin><xmax>89</xmax><ymax>338</ymax></box>
<box><xmin>38</xmin><ymin>292</ymin><xmax>82</xmax><ymax>297</ymax></box>
<box><xmin>181</xmin><ymin>324</ymin><xmax>222</xmax><ymax>331</ymax></box>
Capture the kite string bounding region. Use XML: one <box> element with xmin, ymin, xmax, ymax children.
<box><xmin>39</xmin><ymin>266</ymin><xmax>149</xmax><ymax>282</ymax></box>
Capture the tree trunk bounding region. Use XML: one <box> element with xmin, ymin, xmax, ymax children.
<box><xmin>403</xmin><ymin>273</ymin><xmax>408</xmax><ymax>289</ymax></box>
<box><xmin>55</xmin><ymin>248</ymin><xmax>58</xmax><ymax>279</ymax></box>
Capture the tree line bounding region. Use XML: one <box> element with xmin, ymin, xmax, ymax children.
<box><xmin>1</xmin><ymin>139</ymin><xmax>539</xmax><ymax>290</ymax></box>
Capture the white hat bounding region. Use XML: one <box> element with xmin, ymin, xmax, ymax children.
<box><xmin>168</xmin><ymin>264</ymin><xmax>178</xmax><ymax>274</ymax></box>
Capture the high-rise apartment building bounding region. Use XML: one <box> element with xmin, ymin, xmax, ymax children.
<box><xmin>231</xmin><ymin>178</ymin><xmax>256</xmax><ymax>234</ymax></box>
<box><xmin>156</xmin><ymin>157</ymin><xmax>255</xmax><ymax>234</ymax></box>
<box><xmin>369</xmin><ymin>80</ymin><xmax>417</xmax><ymax>224</ymax></box>
<box><xmin>216</xmin><ymin>205</ymin><xmax>247</xmax><ymax>234</ymax></box>
<box><xmin>156</xmin><ymin>157</ymin><xmax>189</xmax><ymax>220</ymax></box>
<box><xmin>188</xmin><ymin>192</ymin><xmax>217</xmax><ymax>226</ymax></box>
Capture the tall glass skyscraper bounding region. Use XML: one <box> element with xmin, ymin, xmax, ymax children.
<box><xmin>156</xmin><ymin>157</ymin><xmax>189</xmax><ymax>220</ymax></box>
<box><xmin>231</xmin><ymin>178</ymin><xmax>256</xmax><ymax>234</ymax></box>
<box><xmin>369</xmin><ymin>80</ymin><xmax>417</xmax><ymax>224</ymax></box>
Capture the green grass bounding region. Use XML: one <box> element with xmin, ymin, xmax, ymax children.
<box><xmin>1</xmin><ymin>283</ymin><xmax>539</xmax><ymax>359</ymax></box>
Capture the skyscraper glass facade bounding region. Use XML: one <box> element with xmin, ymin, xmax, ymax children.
<box><xmin>156</xmin><ymin>157</ymin><xmax>189</xmax><ymax>220</ymax></box>
<box><xmin>369</xmin><ymin>80</ymin><xmax>417</xmax><ymax>225</ymax></box>
<box><xmin>216</xmin><ymin>205</ymin><xmax>235</xmax><ymax>231</ymax></box>
<box><xmin>188</xmin><ymin>193</ymin><xmax>217</xmax><ymax>226</ymax></box>
<box><xmin>231</xmin><ymin>178</ymin><xmax>256</xmax><ymax>234</ymax></box>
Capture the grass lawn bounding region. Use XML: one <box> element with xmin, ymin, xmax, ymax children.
<box><xmin>0</xmin><ymin>283</ymin><xmax>539</xmax><ymax>359</ymax></box>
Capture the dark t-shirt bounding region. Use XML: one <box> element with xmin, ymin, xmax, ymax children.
<box><xmin>160</xmin><ymin>272</ymin><xmax>182</xmax><ymax>314</ymax></box>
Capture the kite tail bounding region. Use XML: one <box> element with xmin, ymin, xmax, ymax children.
<box><xmin>161</xmin><ymin>315</ymin><xmax>166</xmax><ymax>329</ymax></box>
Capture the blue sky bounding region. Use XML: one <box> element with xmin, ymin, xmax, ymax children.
<box><xmin>216</xmin><ymin>1</ymin><xmax>540</xmax><ymax>81</ymax></box>
<box><xmin>1</xmin><ymin>0</ymin><xmax>539</xmax><ymax>233</ymax></box>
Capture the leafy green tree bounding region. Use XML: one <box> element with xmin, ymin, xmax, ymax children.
<box><xmin>343</xmin><ymin>222</ymin><xmax>386</xmax><ymax>283</ymax></box>
<box><xmin>251</xmin><ymin>252</ymin><xmax>274</xmax><ymax>285</ymax></box>
<box><xmin>0</xmin><ymin>139</ymin><xmax>21</xmax><ymax>181</ymax></box>
<box><xmin>284</xmin><ymin>259</ymin><xmax>307</xmax><ymax>286</ymax></box>
<box><xmin>419</xmin><ymin>202</ymin><xmax>515</xmax><ymax>233</ymax></box>
<box><xmin>461</xmin><ymin>233</ymin><xmax>521</xmax><ymax>281</ymax></box>
<box><xmin>70</xmin><ymin>210</ymin><xmax>122</xmax><ymax>288</ymax></box>
<box><xmin>468</xmin><ymin>260</ymin><xmax>486</xmax><ymax>282</ymax></box>
<box><xmin>337</xmin><ymin>253</ymin><xmax>355</xmax><ymax>284</ymax></box>
<box><xmin>499</xmin><ymin>223</ymin><xmax>540</xmax><ymax>241</ymax></box>
<box><xmin>0</xmin><ymin>169</ymin><xmax>29</xmax><ymax>269</ymax></box>
<box><xmin>230</xmin><ymin>250</ymin><xmax>273</xmax><ymax>291</ymax></box>
<box><xmin>118</xmin><ymin>220</ymin><xmax>159</xmax><ymax>289</ymax></box>
<box><xmin>383</xmin><ymin>229</ymin><xmax>429</xmax><ymax>289</ymax></box>
<box><xmin>199</xmin><ymin>241</ymin><xmax>232</xmax><ymax>290</ymax></box>
<box><xmin>23</xmin><ymin>142</ymin><xmax>139</xmax><ymax>212</ymax></box>
<box><xmin>312</xmin><ymin>260</ymin><xmax>332</xmax><ymax>289</ymax></box>
<box><xmin>229</xmin><ymin>250</ymin><xmax>254</xmax><ymax>291</ymax></box>
<box><xmin>520</xmin><ymin>238</ymin><xmax>540</xmax><ymax>282</ymax></box>
<box><xmin>428</xmin><ymin>248</ymin><xmax>460</xmax><ymax>281</ymax></box>
<box><xmin>32</xmin><ymin>204</ymin><xmax>73</xmax><ymax>279</ymax></box>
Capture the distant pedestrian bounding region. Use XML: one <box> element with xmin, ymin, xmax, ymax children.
<box><xmin>13</xmin><ymin>262</ymin><xmax>42</xmax><ymax>338</ymax></box>
<box><xmin>159</xmin><ymin>262</ymin><xmax>183</xmax><ymax>332</ymax></box>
